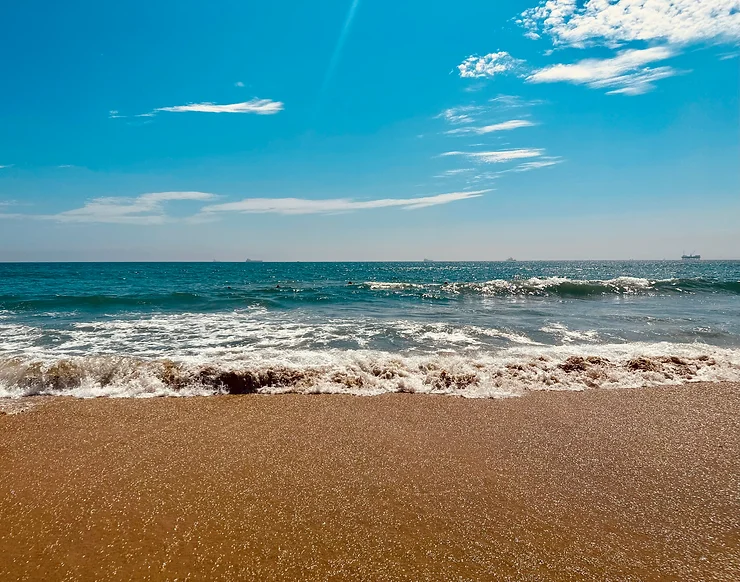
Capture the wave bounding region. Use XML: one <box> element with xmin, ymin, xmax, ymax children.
<box><xmin>364</xmin><ymin>277</ymin><xmax>740</xmax><ymax>298</ymax></box>
<box><xmin>1</xmin><ymin>277</ymin><xmax>737</xmax><ymax>314</ymax></box>
<box><xmin>1</xmin><ymin>344</ymin><xmax>738</xmax><ymax>399</ymax></box>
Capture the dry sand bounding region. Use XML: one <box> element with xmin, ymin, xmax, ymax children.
<box><xmin>1</xmin><ymin>383</ymin><xmax>738</xmax><ymax>581</ymax></box>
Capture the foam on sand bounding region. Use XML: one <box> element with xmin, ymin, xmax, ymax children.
<box><xmin>1</xmin><ymin>342</ymin><xmax>738</xmax><ymax>399</ymax></box>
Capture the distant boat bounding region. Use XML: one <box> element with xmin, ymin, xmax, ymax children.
<box><xmin>244</xmin><ymin>259</ymin><xmax>264</xmax><ymax>263</ymax></box>
<box><xmin>423</xmin><ymin>258</ymin><xmax>435</xmax><ymax>263</ymax></box>
<box><xmin>505</xmin><ymin>257</ymin><xmax>517</xmax><ymax>262</ymax></box>
<box><xmin>681</xmin><ymin>254</ymin><xmax>701</xmax><ymax>260</ymax></box>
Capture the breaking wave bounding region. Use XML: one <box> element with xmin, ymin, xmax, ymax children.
<box><xmin>364</xmin><ymin>277</ymin><xmax>740</xmax><ymax>298</ymax></box>
<box><xmin>1</xmin><ymin>343</ymin><xmax>738</xmax><ymax>399</ymax></box>
<box><xmin>0</xmin><ymin>278</ymin><xmax>738</xmax><ymax>314</ymax></box>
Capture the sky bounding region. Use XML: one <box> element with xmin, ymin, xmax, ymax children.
<box><xmin>0</xmin><ymin>0</ymin><xmax>738</xmax><ymax>261</ymax></box>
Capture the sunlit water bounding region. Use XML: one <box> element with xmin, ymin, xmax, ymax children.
<box><xmin>1</xmin><ymin>261</ymin><xmax>738</xmax><ymax>398</ymax></box>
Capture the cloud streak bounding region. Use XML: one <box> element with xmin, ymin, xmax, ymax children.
<box><xmin>445</xmin><ymin>119</ymin><xmax>535</xmax><ymax>135</ymax></box>
<box><xmin>437</xmin><ymin>105</ymin><xmax>486</xmax><ymax>125</ymax></box>
<box><xmin>501</xmin><ymin>158</ymin><xmax>565</xmax><ymax>173</ymax></box>
<box><xmin>54</xmin><ymin>192</ymin><xmax>218</xmax><ymax>225</ymax></box>
<box><xmin>434</xmin><ymin>168</ymin><xmax>475</xmax><ymax>178</ymax></box>
<box><xmin>527</xmin><ymin>47</ymin><xmax>678</xmax><ymax>95</ymax></box>
<box><xmin>201</xmin><ymin>191</ymin><xmax>486</xmax><ymax>215</ymax></box>
<box><xmin>442</xmin><ymin>149</ymin><xmax>544</xmax><ymax>164</ymax></box>
<box><xmin>0</xmin><ymin>191</ymin><xmax>485</xmax><ymax>223</ymax></box>
<box><xmin>153</xmin><ymin>99</ymin><xmax>284</xmax><ymax>115</ymax></box>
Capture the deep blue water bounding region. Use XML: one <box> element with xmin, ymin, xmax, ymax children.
<box><xmin>1</xmin><ymin>261</ymin><xmax>739</xmax><ymax>397</ymax></box>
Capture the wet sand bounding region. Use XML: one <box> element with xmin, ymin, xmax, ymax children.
<box><xmin>1</xmin><ymin>383</ymin><xmax>738</xmax><ymax>581</ymax></box>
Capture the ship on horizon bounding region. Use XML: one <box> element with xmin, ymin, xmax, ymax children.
<box><xmin>681</xmin><ymin>253</ymin><xmax>701</xmax><ymax>260</ymax></box>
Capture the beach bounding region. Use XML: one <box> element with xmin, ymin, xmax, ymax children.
<box><xmin>1</xmin><ymin>383</ymin><xmax>738</xmax><ymax>581</ymax></box>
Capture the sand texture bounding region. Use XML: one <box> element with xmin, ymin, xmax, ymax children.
<box><xmin>1</xmin><ymin>383</ymin><xmax>739</xmax><ymax>581</ymax></box>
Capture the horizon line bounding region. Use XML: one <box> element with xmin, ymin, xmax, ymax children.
<box><xmin>0</xmin><ymin>258</ymin><xmax>735</xmax><ymax>264</ymax></box>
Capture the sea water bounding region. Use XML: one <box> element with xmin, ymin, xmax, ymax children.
<box><xmin>1</xmin><ymin>261</ymin><xmax>738</xmax><ymax>398</ymax></box>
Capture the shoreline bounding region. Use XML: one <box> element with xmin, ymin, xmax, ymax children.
<box><xmin>2</xmin><ymin>383</ymin><xmax>738</xmax><ymax>580</ymax></box>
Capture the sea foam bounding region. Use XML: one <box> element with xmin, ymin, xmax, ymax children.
<box><xmin>1</xmin><ymin>343</ymin><xmax>738</xmax><ymax>399</ymax></box>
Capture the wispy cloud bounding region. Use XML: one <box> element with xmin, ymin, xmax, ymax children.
<box><xmin>0</xmin><ymin>191</ymin><xmax>484</xmax><ymax>223</ymax></box>
<box><xmin>153</xmin><ymin>99</ymin><xmax>284</xmax><ymax>115</ymax></box>
<box><xmin>468</xmin><ymin>172</ymin><xmax>502</xmax><ymax>184</ymax></box>
<box><xmin>489</xmin><ymin>95</ymin><xmax>545</xmax><ymax>108</ymax></box>
<box><xmin>54</xmin><ymin>192</ymin><xmax>218</xmax><ymax>225</ymax></box>
<box><xmin>110</xmin><ymin>99</ymin><xmax>285</xmax><ymax>120</ymax></box>
<box><xmin>457</xmin><ymin>52</ymin><xmax>525</xmax><ymax>78</ymax></box>
<box><xmin>441</xmin><ymin>149</ymin><xmax>544</xmax><ymax>164</ymax></box>
<box><xmin>520</xmin><ymin>0</ymin><xmax>740</xmax><ymax>47</ymax></box>
<box><xmin>527</xmin><ymin>47</ymin><xmax>678</xmax><ymax>95</ymax></box>
<box><xmin>0</xmin><ymin>164</ymin><xmax>13</xmax><ymax>169</ymax></box>
<box><xmin>434</xmin><ymin>168</ymin><xmax>475</xmax><ymax>178</ymax></box>
<box><xmin>445</xmin><ymin>119</ymin><xmax>535</xmax><ymax>135</ymax></box>
<box><xmin>503</xmin><ymin>158</ymin><xmax>564</xmax><ymax>173</ymax></box>
<box><xmin>437</xmin><ymin>105</ymin><xmax>485</xmax><ymax>125</ymax></box>
<box><xmin>234</xmin><ymin>81</ymin><xmax>245</xmax><ymax>87</ymax></box>
<box><xmin>200</xmin><ymin>191</ymin><xmax>486</xmax><ymax>215</ymax></box>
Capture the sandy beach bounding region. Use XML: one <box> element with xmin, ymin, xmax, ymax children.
<box><xmin>1</xmin><ymin>383</ymin><xmax>738</xmax><ymax>581</ymax></box>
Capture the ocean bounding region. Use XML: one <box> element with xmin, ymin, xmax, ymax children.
<box><xmin>1</xmin><ymin>261</ymin><xmax>739</xmax><ymax>398</ymax></box>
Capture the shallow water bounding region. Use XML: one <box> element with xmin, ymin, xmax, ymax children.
<box><xmin>1</xmin><ymin>261</ymin><xmax>739</xmax><ymax>397</ymax></box>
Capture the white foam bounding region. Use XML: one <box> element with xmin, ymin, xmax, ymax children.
<box><xmin>540</xmin><ymin>323</ymin><xmax>600</xmax><ymax>343</ymax></box>
<box><xmin>365</xmin><ymin>281</ymin><xmax>426</xmax><ymax>290</ymax></box>
<box><xmin>0</xmin><ymin>343</ymin><xmax>738</xmax><ymax>400</ymax></box>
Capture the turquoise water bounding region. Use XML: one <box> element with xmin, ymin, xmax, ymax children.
<box><xmin>1</xmin><ymin>261</ymin><xmax>739</xmax><ymax>397</ymax></box>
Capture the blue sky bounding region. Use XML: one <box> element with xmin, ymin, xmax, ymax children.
<box><xmin>1</xmin><ymin>0</ymin><xmax>738</xmax><ymax>260</ymax></box>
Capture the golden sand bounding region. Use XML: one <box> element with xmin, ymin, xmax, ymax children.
<box><xmin>1</xmin><ymin>383</ymin><xmax>738</xmax><ymax>581</ymax></box>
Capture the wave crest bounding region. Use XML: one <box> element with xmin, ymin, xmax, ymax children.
<box><xmin>362</xmin><ymin>277</ymin><xmax>740</xmax><ymax>298</ymax></box>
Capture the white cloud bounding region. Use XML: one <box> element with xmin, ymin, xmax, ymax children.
<box><xmin>54</xmin><ymin>192</ymin><xmax>218</xmax><ymax>225</ymax></box>
<box><xmin>0</xmin><ymin>191</ymin><xmax>484</xmax><ymax>223</ymax></box>
<box><xmin>201</xmin><ymin>191</ymin><xmax>486</xmax><ymax>215</ymax></box>
<box><xmin>0</xmin><ymin>165</ymin><xmax>13</xmax><ymax>169</ymax></box>
<box><xmin>507</xmin><ymin>158</ymin><xmax>564</xmax><ymax>172</ymax></box>
<box><xmin>445</xmin><ymin>119</ymin><xmax>535</xmax><ymax>135</ymax></box>
<box><xmin>521</xmin><ymin>0</ymin><xmax>740</xmax><ymax>47</ymax></box>
<box><xmin>153</xmin><ymin>99</ymin><xmax>283</xmax><ymax>115</ymax></box>
<box><xmin>437</xmin><ymin>105</ymin><xmax>485</xmax><ymax>124</ymax></box>
<box><xmin>468</xmin><ymin>171</ymin><xmax>503</xmax><ymax>183</ymax></box>
<box><xmin>441</xmin><ymin>149</ymin><xmax>544</xmax><ymax>163</ymax></box>
<box><xmin>458</xmin><ymin>52</ymin><xmax>525</xmax><ymax>78</ymax></box>
<box><xmin>434</xmin><ymin>168</ymin><xmax>475</xmax><ymax>178</ymax></box>
<box><xmin>235</xmin><ymin>81</ymin><xmax>245</xmax><ymax>87</ymax></box>
<box><xmin>489</xmin><ymin>95</ymin><xmax>545</xmax><ymax>108</ymax></box>
<box><xmin>528</xmin><ymin>47</ymin><xmax>678</xmax><ymax>94</ymax></box>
